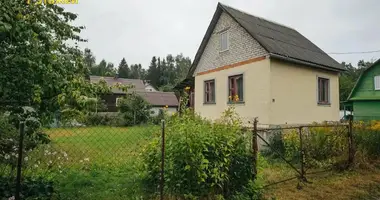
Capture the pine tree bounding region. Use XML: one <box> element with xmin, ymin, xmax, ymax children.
<box><xmin>147</xmin><ymin>56</ymin><xmax>159</xmax><ymax>87</ymax></box>
<box><xmin>117</xmin><ymin>58</ymin><xmax>130</xmax><ymax>78</ymax></box>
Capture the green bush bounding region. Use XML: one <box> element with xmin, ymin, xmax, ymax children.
<box><xmin>142</xmin><ymin>107</ymin><xmax>262</xmax><ymax>199</ymax></box>
<box><xmin>354</xmin><ymin>122</ymin><xmax>380</xmax><ymax>158</ymax></box>
<box><xmin>83</xmin><ymin>113</ymin><xmax>123</xmax><ymax>126</ymax></box>
<box><xmin>0</xmin><ymin>176</ymin><xmax>54</xmax><ymax>199</ymax></box>
<box><xmin>118</xmin><ymin>94</ymin><xmax>151</xmax><ymax>126</ymax></box>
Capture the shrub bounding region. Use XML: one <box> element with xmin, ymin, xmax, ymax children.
<box><xmin>142</xmin><ymin>107</ymin><xmax>261</xmax><ymax>199</ymax></box>
<box><xmin>0</xmin><ymin>176</ymin><xmax>54</xmax><ymax>199</ymax></box>
<box><xmin>118</xmin><ymin>94</ymin><xmax>151</xmax><ymax>126</ymax></box>
<box><xmin>83</xmin><ymin>113</ymin><xmax>123</xmax><ymax>126</ymax></box>
<box><xmin>354</xmin><ymin>121</ymin><xmax>380</xmax><ymax>158</ymax></box>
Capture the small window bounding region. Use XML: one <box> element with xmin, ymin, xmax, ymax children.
<box><xmin>204</xmin><ymin>80</ymin><xmax>215</xmax><ymax>103</ymax></box>
<box><xmin>228</xmin><ymin>75</ymin><xmax>243</xmax><ymax>102</ymax></box>
<box><xmin>318</xmin><ymin>77</ymin><xmax>330</xmax><ymax>104</ymax></box>
<box><xmin>375</xmin><ymin>76</ymin><xmax>380</xmax><ymax>90</ymax></box>
<box><xmin>220</xmin><ymin>30</ymin><xmax>228</xmax><ymax>52</ymax></box>
<box><xmin>116</xmin><ymin>97</ymin><xmax>123</xmax><ymax>106</ymax></box>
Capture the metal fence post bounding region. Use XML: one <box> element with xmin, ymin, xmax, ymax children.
<box><xmin>15</xmin><ymin>121</ymin><xmax>25</xmax><ymax>200</ymax></box>
<box><xmin>160</xmin><ymin>120</ymin><xmax>165</xmax><ymax>200</ymax></box>
<box><xmin>298</xmin><ymin>127</ymin><xmax>306</xmax><ymax>182</ymax></box>
<box><xmin>348</xmin><ymin>117</ymin><xmax>354</xmax><ymax>166</ymax></box>
<box><xmin>252</xmin><ymin>118</ymin><xmax>258</xmax><ymax>179</ymax></box>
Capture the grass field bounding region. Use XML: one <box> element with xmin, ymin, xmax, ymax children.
<box><xmin>25</xmin><ymin>125</ymin><xmax>160</xmax><ymax>199</ymax></box>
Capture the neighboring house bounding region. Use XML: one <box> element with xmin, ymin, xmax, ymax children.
<box><xmin>345</xmin><ymin>59</ymin><xmax>380</xmax><ymax>121</ymax></box>
<box><xmin>136</xmin><ymin>91</ymin><xmax>179</xmax><ymax>116</ymax></box>
<box><xmin>144</xmin><ymin>82</ymin><xmax>157</xmax><ymax>92</ymax></box>
<box><xmin>89</xmin><ymin>76</ymin><xmax>179</xmax><ymax>115</ymax></box>
<box><xmin>188</xmin><ymin>3</ymin><xmax>345</xmax><ymax>125</ymax></box>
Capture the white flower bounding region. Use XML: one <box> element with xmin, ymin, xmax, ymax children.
<box><xmin>84</xmin><ymin>158</ymin><xmax>90</xmax><ymax>162</ymax></box>
<box><xmin>4</xmin><ymin>154</ymin><xmax>10</xmax><ymax>160</ymax></box>
<box><xmin>34</xmin><ymin>164</ymin><xmax>38</xmax><ymax>168</ymax></box>
<box><xmin>79</xmin><ymin>160</ymin><xmax>83</xmax><ymax>163</ymax></box>
<box><xmin>49</xmin><ymin>160</ymin><xmax>52</xmax><ymax>164</ymax></box>
<box><xmin>8</xmin><ymin>196</ymin><xmax>15</xmax><ymax>200</ymax></box>
<box><xmin>59</xmin><ymin>170</ymin><xmax>62</xmax><ymax>174</ymax></box>
<box><xmin>63</xmin><ymin>152</ymin><xmax>68</xmax><ymax>157</ymax></box>
<box><xmin>52</xmin><ymin>151</ymin><xmax>57</xmax><ymax>155</ymax></box>
<box><xmin>58</xmin><ymin>157</ymin><xmax>61</xmax><ymax>160</ymax></box>
<box><xmin>24</xmin><ymin>157</ymin><xmax>28</xmax><ymax>161</ymax></box>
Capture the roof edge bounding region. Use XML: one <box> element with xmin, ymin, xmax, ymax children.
<box><xmin>269</xmin><ymin>53</ymin><xmax>344</xmax><ymax>72</ymax></box>
<box><xmin>347</xmin><ymin>58</ymin><xmax>380</xmax><ymax>101</ymax></box>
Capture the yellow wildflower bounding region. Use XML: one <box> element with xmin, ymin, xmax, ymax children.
<box><xmin>185</xmin><ymin>86</ymin><xmax>191</xmax><ymax>90</ymax></box>
<box><xmin>165</xmin><ymin>105</ymin><xmax>168</xmax><ymax>108</ymax></box>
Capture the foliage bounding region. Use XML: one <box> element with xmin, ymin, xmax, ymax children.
<box><xmin>82</xmin><ymin>113</ymin><xmax>124</xmax><ymax>126</ymax></box>
<box><xmin>0</xmin><ymin>0</ymin><xmax>97</xmax><ymax>123</ymax></box>
<box><xmin>354</xmin><ymin>121</ymin><xmax>380</xmax><ymax>158</ymax></box>
<box><xmin>339</xmin><ymin>60</ymin><xmax>374</xmax><ymax>106</ymax></box>
<box><xmin>0</xmin><ymin>176</ymin><xmax>54</xmax><ymax>199</ymax></box>
<box><xmin>280</xmin><ymin>124</ymin><xmax>348</xmax><ymax>168</ymax></box>
<box><xmin>0</xmin><ymin>108</ymin><xmax>50</xmax><ymax>168</ymax></box>
<box><xmin>142</xmin><ymin>108</ymin><xmax>259</xmax><ymax>199</ymax></box>
<box><xmin>118</xmin><ymin>93</ymin><xmax>151</xmax><ymax>126</ymax></box>
<box><xmin>117</xmin><ymin>58</ymin><xmax>130</xmax><ymax>78</ymax></box>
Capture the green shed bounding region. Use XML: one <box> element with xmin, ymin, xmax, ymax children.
<box><xmin>346</xmin><ymin>59</ymin><xmax>380</xmax><ymax>121</ymax></box>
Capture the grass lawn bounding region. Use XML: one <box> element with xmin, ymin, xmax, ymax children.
<box><xmin>25</xmin><ymin>125</ymin><xmax>160</xmax><ymax>199</ymax></box>
<box><xmin>263</xmin><ymin>165</ymin><xmax>380</xmax><ymax>200</ymax></box>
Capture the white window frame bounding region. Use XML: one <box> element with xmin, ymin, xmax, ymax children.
<box><xmin>220</xmin><ymin>30</ymin><xmax>229</xmax><ymax>52</ymax></box>
<box><xmin>375</xmin><ymin>75</ymin><xmax>380</xmax><ymax>90</ymax></box>
<box><xmin>116</xmin><ymin>97</ymin><xmax>123</xmax><ymax>106</ymax></box>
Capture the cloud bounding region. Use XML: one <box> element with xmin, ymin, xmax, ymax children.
<box><xmin>63</xmin><ymin>0</ymin><xmax>380</xmax><ymax>68</ymax></box>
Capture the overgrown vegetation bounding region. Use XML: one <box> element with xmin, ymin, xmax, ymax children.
<box><xmin>142</xmin><ymin>107</ymin><xmax>263</xmax><ymax>199</ymax></box>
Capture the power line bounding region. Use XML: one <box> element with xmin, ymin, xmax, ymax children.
<box><xmin>328</xmin><ymin>50</ymin><xmax>380</xmax><ymax>55</ymax></box>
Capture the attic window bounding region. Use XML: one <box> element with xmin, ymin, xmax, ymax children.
<box><xmin>375</xmin><ymin>76</ymin><xmax>380</xmax><ymax>90</ymax></box>
<box><xmin>220</xmin><ymin>30</ymin><xmax>229</xmax><ymax>52</ymax></box>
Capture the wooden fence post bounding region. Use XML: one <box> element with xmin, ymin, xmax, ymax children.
<box><xmin>252</xmin><ymin>118</ymin><xmax>258</xmax><ymax>179</ymax></box>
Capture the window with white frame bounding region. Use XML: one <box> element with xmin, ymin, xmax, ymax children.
<box><xmin>317</xmin><ymin>77</ymin><xmax>330</xmax><ymax>105</ymax></box>
<box><xmin>375</xmin><ymin>75</ymin><xmax>380</xmax><ymax>90</ymax></box>
<box><xmin>220</xmin><ymin>30</ymin><xmax>228</xmax><ymax>51</ymax></box>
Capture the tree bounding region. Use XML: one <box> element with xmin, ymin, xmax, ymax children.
<box><xmin>106</xmin><ymin>62</ymin><xmax>116</xmax><ymax>76</ymax></box>
<box><xmin>118</xmin><ymin>94</ymin><xmax>151</xmax><ymax>126</ymax></box>
<box><xmin>130</xmin><ymin>64</ymin><xmax>140</xmax><ymax>79</ymax></box>
<box><xmin>147</xmin><ymin>56</ymin><xmax>159</xmax><ymax>87</ymax></box>
<box><xmin>0</xmin><ymin>0</ymin><xmax>101</xmax><ymax>123</ymax></box>
<box><xmin>117</xmin><ymin>58</ymin><xmax>130</xmax><ymax>78</ymax></box>
<box><xmin>83</xmin><ymin>48</ymin><xmax>96</xmax><ymax>79</ymax></box>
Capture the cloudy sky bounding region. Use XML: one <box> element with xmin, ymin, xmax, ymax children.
<box><xmin>64</xmin><ymin>0</ymin><xmax>380</xmax><ymax>68</ymax></box>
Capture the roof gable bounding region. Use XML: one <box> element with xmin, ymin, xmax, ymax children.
<box><xmin>188</xmin><ymin>3</ymin><xmax>344</xmax><ymax>77</ymax></box>
<box><xmin>347</xmin><ymin>59</ymin><xmax>380</xmax><ymax>101</ymax></box>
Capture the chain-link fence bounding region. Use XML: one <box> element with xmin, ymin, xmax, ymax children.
<box><xmin>251</xmin><ymin>118</ymin><xmax>354</xmax><ymax>188</ymax></box>
<box><xmin>1</xmin><ymin>115</ymin><xmax>164</xmax><ymax>200</ymax></box>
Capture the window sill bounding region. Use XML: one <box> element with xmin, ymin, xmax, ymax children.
<box><xmin>318</xmin><ymin>102</ymin><xmax>331</xmax><ymax>106</ymax></box>
<box><xmin>227</xmin><ymin>101</ymin><xmax>245</xmax><ymax>105</ymax></box>
<box><xmin>203</xmin><ymin>102</ymin><xmax>216</xmax><ymax>105</ymax></box>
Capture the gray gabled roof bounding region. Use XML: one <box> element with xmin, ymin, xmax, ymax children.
<box><xmin>90</xmin><ymin>76</ymin><xmax>146</xmax><ymax>94</ymax></box>
<box><xmin>188</xmin><ymin>3</ymin><xmax>344</xmax><ymax>77</ymax></box>
<box><xmin>136</xmin><ymin>91</ymin><xmax>179</xmax><ymax>107</ymax></box>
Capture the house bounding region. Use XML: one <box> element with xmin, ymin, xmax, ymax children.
<box><xmin>144</xmin><ymin>81</ymin><xmax>157</xmax><ymax>92</ymax></box>
<box><xmin>345</xmin><ymin>59</ymin><xmax>380</xmax><ymax>121</ymax></box>
<box><xmin>89</xmin><ymin>76</ymin><xmax>179</xmax><ymax>115</ymax></box>
<box><xmin>187</xmin><ymin>3</ymin><xmax>345</xmax><ymax>125</ymax></box>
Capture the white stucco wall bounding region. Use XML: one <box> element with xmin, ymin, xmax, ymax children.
<box><xmin>145</xmin><ymin>85</ymin><xmax>157</xmax><ymax>92</ymax></box>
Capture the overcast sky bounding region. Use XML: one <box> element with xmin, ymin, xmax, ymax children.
<box><xmin>63</xmin><ymin>0</ymin><xmax>380</xmax><ymax>68</ymax></box>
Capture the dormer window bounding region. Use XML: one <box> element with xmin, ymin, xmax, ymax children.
<box><xmin>220</xmin><ymin>30</ymin><xmax>229</xmax><ymax>52</ymax></box>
